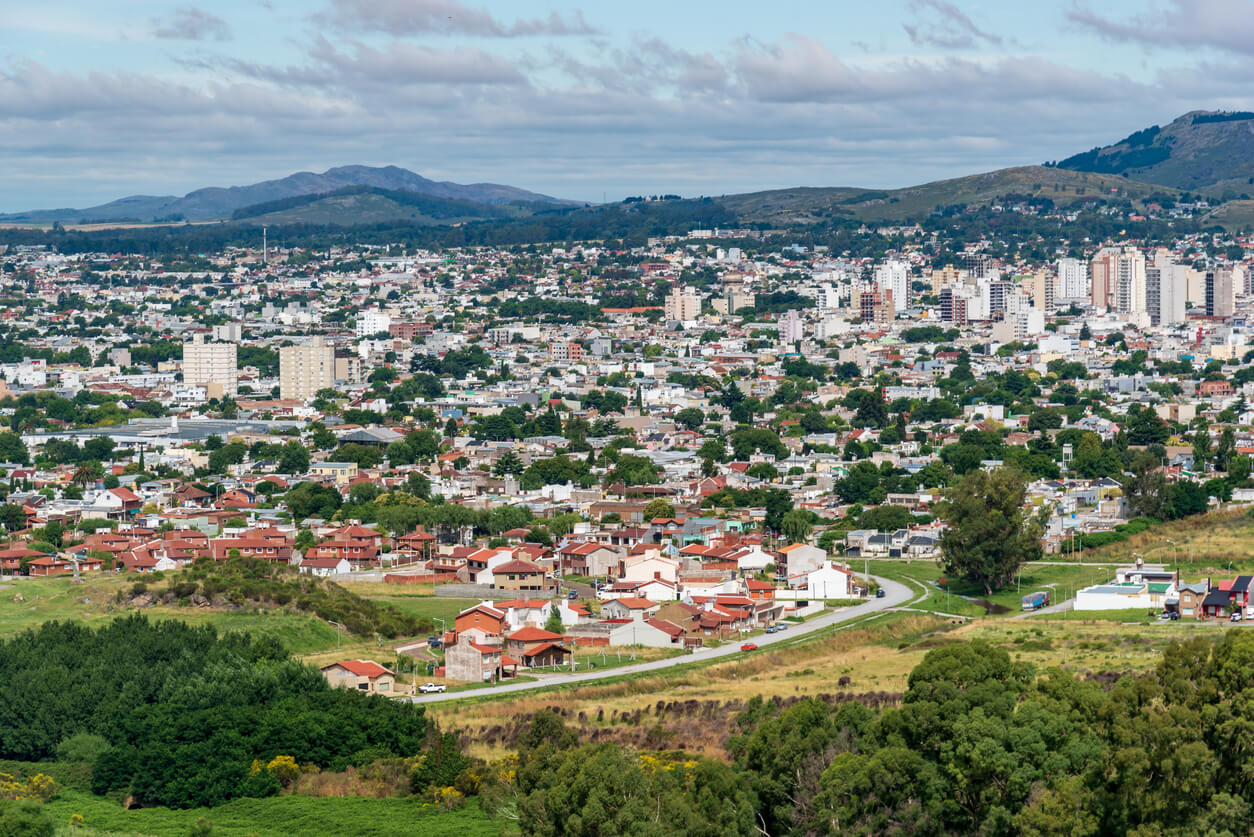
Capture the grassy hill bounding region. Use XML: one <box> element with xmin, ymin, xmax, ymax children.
<box><xmin>231</xmin><ymin>185</ymin><xmax>536</xmax><ymax>226</ymax></box>
<box><xmin>717</xmin><ymin>165</ymin><xmax>1178</xmax><ymax>225</ymax></box>
<box><xmin>1056</xmin><ymin>110</ymin><xmax>1254</xmax><ymax>197</ymax></box>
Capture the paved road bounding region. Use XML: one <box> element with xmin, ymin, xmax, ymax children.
<box><xmin>406</xmin><ymin>575</ymin><xmax>917</xmax><ymax>705</ymax></box>
<box><xmin>1015</xmin><ymin>598</ymin><xmax>1075</xmax><ymax>619</ymax></box>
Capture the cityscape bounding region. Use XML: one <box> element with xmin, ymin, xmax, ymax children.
<box><xmin>5</xmin><ymin>1</ymin><xmax>1254</xmax><ymax>835</ymax></box>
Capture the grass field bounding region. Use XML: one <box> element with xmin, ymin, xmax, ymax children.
<box><xmin>1078</xmin><ymin>506</ymin><xmax>1254</xmax><ymax>577</ymax></box>
<box><xmin>43</xmin><ymin>790</ymin><xmax>502</xmax><ymax>837</ymax></box>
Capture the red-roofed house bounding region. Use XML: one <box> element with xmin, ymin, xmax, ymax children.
<box><xmin>320</xmin><ymin>660</ymin><xmax>398</xmax><ymax>695</ymax></box>
<box><xmin>490</xmin><ymin>559</ymin><xmax>552</xmax><ymax>593</ymax></box>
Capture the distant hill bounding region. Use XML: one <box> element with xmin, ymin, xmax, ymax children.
<box><xmin>0</xmin><ymin>165</ymin><xmax>572</xmax><ymax>224</ymax></box>
<box><xmin>718</xmin><ymin>165</ymin><xmax>1177</xmax><ymax>225</ymax></box>
<box><xmin>1053</xmin><ymin>111</ymin><xmax>1254</xmax><ymax>196</ymax></box>
<box><xmin>228</xmin><ymin>185</ymin><xmax>538</xmax><ymax>226</ymax></box>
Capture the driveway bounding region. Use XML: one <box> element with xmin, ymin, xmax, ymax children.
<box><xmin>406</xmin><ymin>575</ymin><xmax>916</xmax><ymax>704</ymax></box>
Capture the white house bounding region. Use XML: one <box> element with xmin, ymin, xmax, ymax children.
<box><xmin>620</xmin><ymin>555</ymin><xmax>679</xmax><ymax>584</ymax></box>
<box><xmin>608</xmin><ymin>618</ymin><xmax>679</xmax><ymax>648</ymax></box>
<box><xmin>800</xmin><ymin>563</ymin><xmax>855</xmax><ymax>599</ymax></box>
<box><xmin>301</xmin><ymin>556</ymin><xmax>351</xmax><ymax>577</ymax></box>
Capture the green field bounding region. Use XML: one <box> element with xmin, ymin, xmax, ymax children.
<box><xmin>43</xmin><ymin>790</ymin><xmax>502</xmax><ymax>837</ymax></box>
<box><xmin>0</xmin><ymin>575</ymin><xmax>342</xmax><ymax>654</ymax></box>
<box><xmin>364</xmin><ymin>597</ymin><xmax>479</xmax><ymax>630</ymax></box>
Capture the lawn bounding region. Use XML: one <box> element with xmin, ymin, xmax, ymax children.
<box><xmin>43</xmin><ymin>790</ymin><xmax>502</xmax><ymax>837</ymax></box>
<box><xmin>362</xmin><ymin>596</ymin><xmax>479</xmax><ymax>630</ymax></box>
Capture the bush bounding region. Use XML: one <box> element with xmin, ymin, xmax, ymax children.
<box><xmin>55</xmin><ymin>734</ymin><xmax>111</xmax><ymax>765</ymax></box>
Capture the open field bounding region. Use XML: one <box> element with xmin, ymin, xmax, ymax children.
<box><xmin>43</xmin><ymin>789</ymin><xmax>501</xmax><ymax>837</ymax></box>
<box><xmin>1078</xmin><ymin>506</ymin><xmax>1254</xmax><ymax>575</ymax></box>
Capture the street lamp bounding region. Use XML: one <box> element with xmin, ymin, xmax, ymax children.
<box><xmin>327</xmin><ymin>620</ymin><xmax>343</xmax><ymax>650</ymax></box>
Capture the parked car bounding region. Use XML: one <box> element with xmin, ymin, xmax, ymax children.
<box><xmin>740</xmin><ymin>642</ymin><xmax>758</xmax><ymax>651</ymax></box>
<box><xmin>775</xmin><ymin>622</ymin><xmax>789</xmax><ymax>630</ymax></box>
<box><xmin>765</xmin><ymin>625</ymin><xmax>780</xmax><ymax>634</ymax></box>
<box><xmin>418</xmin><ymin>683</ymin><xmax>446</xmax><ymax>694</ymax></box>
<box><xmin>875</xmin><ymin>588</ymin><xmax>886</xmax><ymax>598</ymax></box>
<box><xmin>567</xmin><ymin>590</ymin><xmax>578</xmax><ymax>600</ymax></box>
<box><xmin>426</xmin><ymin>636</ymin><xmax>444</xmax><ymax>649</ymax></box>
<box><xmin>1232</xmin><ymin>611</ymin><xmax>1243</xmax><ymax>623</ymax></box>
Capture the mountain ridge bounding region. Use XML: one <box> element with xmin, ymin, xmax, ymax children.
<box><xmin>0</xmin><ymin>165</ymin><xmax>573</xmax><ymax>224</ymax></box>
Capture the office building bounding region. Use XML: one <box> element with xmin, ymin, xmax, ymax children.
<box><xmin>280</xmin><ymin>336</ymin><xmax>335</xmax><ymax>401</ymax></box>
<box><xmin>182</xmin><ymin>334</ymin><xmax>237</xmax><ymax>399</ymax></box>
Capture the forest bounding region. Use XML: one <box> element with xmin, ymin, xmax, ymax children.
<box><xmin>0</xmin><ymin>616</ymin><xmax>431</xmax><ymax>809</ymax></box>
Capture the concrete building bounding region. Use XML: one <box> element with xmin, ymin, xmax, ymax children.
<box><xmin>181</xmin><ymin>334</ymin><xmax>237</xmax><ymax>399</ymax></box>
<box><xmin>279</xmin><ymin>336</ymin><xmax>334</xmax><ymax>401</ymax></box>
<box><xmin>1207</xmin><ymin>269</ymin><xmax>1237</xmax><ymax>318</ymax></box>
<box><xmin>664</xmin><ymin>286</ymin><xmax>701</xmax><ymax>322</ymax></box>
<box><xmin>356</xmin><ymin>309</ymin><xmax>392</xmax><ymax>338</ymax></box>
<box><xmin>1025</xmin><ymin>270</ymin><xmax>1056</xmax><ymax>312</ymax></box>
<box><xmin>1057</xmin><ymin>257</ymin><xmax>1089</xmax><ymax>299</ymax></box>
<box><xmin>780</xmin><ymin>309</ymin><xmax>804</xmax><ymax>343</ymax></box>
<box><xmin>874</xmin><ymin>259</ymin><xmax>909</xmax><ymax>313</ymax></box>
<box><xmin>1146</xmin><ymin>249</ymin><xmax>1187</xmax><ymax>326</ymax></box>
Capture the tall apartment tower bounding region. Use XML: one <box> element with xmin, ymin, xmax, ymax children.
<box><xmin>1026</xmin><ymin>271</ymin><xmax>1056</xmax><ymax>311</ymax></box>
<box><xmin>1206</xmin><ymin>270</ymin><xmax>1236</xmax><ymax>318</ymax></box>
<box><xmin>1089</xmin><ymin>247</ymin><xmax>1118</xmax><ymax>310</ymax></box>
<box><xmin>1056</xmin><ymin>257</ymin><xmax>1090</xmax><ymax>299</ymax></box>
<box><xmin>1113</xmin><ymin>248</ymin><xmax>1147</xmax><ymax>315</ymax></box>
<box><xmin>182</xmin><ymin>334</ymin><xmax>238</xmax><ymax>399</ymax></box>
<box><xmin>279</xmin><ymin>336</ymin><xmax>335</xmax><ymax>401</ymax></box>
<box><xmin>1145</xmin><ymin>249</ymin><xmax>1187</xmax><ymax>326</ymax></box>
<box><xmin>874</xmin><ymin>260</ymin><xmax>910</xmax><ymax>314</ymax></box>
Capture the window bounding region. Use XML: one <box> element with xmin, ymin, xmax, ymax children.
<box><xmin>357</xmin><ymin>683</ymin><xmax>368</xmax><ymax>690</ymax></box>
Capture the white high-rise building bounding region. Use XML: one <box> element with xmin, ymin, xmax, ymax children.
<box><xmin>1146</xmin><ymin>249</ymin><xmax>1187</xmax><ymax>326</ymax></box>
<box><xmin>182</xmin><ymin>334</ymin><xmax>237</xmax><ymax>399</ymax></box>
<box><xmin>874</xmin><ymin>260</ymin><xmax>910</xmax><ymax>314</ymax></box>
<box><xmin>356</xmin><ymin>309</ymin><xmax>392</xmax><ymax>338</ymax></box>
<box><xmin>781</xmin><ymin>309</ymin><xmax>805</xmax><ymax>343</ymax></box>
<box><xmin>279</xmin><ymin>336</ymin><xmax>335</xmax><ymax>401</ymax></box>
<box><xmin>1057</xmin><ymin>258</ymin><xmax>1090</xmax><ymax>299</ymax></box>
<box><xmin>1113</xmin><ymin>248</ymin><xmax>1147</xmax><ymax>315</ymax></box>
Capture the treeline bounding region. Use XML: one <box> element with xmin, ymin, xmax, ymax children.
<box><xmin>718</xmin><ymin>634</ymin><xmax>1254</xmax><ymax>835</ymax></box>
<box><xmin>0</xmin><ymin>616</ymin><xmax>431</xmax><ymax>808</ymax></box>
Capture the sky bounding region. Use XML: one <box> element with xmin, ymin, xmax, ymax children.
<box><xmin>4</xmin><ymin>0</ymin><xmax>1254</xmax><ymax>210</ymax></box>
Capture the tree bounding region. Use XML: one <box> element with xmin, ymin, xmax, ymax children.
<box><xmin>780</xmin><ymin>509</ymin><xmax>813</xmax><ymax>543</ymax></box>
<box><xmin>673</xmin><ymin>408</ymin><xmax>705</xmax><ymax>431</ymax></box>
<box><xmin>853</xmin><ymin>389</ymin><xmax>888</xmax><ymax>428</ymax></box>
<box><xmin>1192</xmin><ymin>421</ymin><xmax>1213</xmax><ymax>473</ymax></box>
<box><xmin>1215</xmin><ymin>427</ymin><xmax>1236</xmax><ymax>472</ymax></box>
<box><xmin>0</xmin><ymin>432</ymin><xmax>28</xmax><ymax>465</ymax></box>
<box><xmin>939</xmin><ymin>467</ymin><xmax>1042</xmax><ymax>595</ymax></box>
<box><xmin>494</xmin><ymin>450</ymin><xmax>525</xmax><ymax>477</ymax></box>
<box><xmin>278</xmin><ymin>441</ymin><xmax>310</xmax><ymax>475</ymax></box>
<box><xmin>641</xmin><ymin>499</ymin><xmax>675</xmax><ymax>521</ymax></box>
<box><xmin>543</xmin><ymin>608</ymin><xmax>565</xmax><ymax>635</ymax></box>
<box><xmin>859</xmin><ymin>505</ymin><xmax>913</xmax><ymax>532</ymax></box>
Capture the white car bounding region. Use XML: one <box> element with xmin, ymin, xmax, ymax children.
<box><xmin>418</xmin><ymin>683</ymin><xmax>446</xmax><ymax>694</ymax></box>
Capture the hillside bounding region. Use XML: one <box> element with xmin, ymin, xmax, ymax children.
<box><xmin>0</xmin><ymin>164</ymin><xmax>571</xmax><ymax>224</ymax></box>
<box><xmin>1055</xmin><ymin>110</ymin><xmax>1254</xmax><ymax>196</ymax></box>
<box><xmin>719</xmin><ymin>165</ymin><xmax>1178</xmax><ymax>225</ymax></box>
<box><xmin>229</xmin><ymin>185</ymin><xmax>535</xmax><ymax>226</ymax></box>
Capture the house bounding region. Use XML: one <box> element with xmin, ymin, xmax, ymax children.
<box><xmin>320</xmin><ymin>660</ymin><xmax>398</xmax><ymax>695</ymax></box>
<box><xmin>557</xmin><ymin>541</ymin><xmax>621</xmax><ymax>577</ymax></box>
<box><xmin>300</xmin><ymin>556</ymin><xmax>350</xmax><ymax>577</ymax></box>
<box><xmin>1176</xmin><ymin>582</ymin><xmax>1207</xmax><ymax>619</ymax></box>
<box><xmin>607</xmin><ymin>617</ymin><xmax>684</xmax><ymax>648</ymax></box>
<box><xmin>796</xmin><ymin>563</ymin><xmax>856</xmax><ymax>599</ymax></box>
<box><xmin>310</xmin><ymin>462</ymin><xmax>359</xmax><ymax>486</ymax></box>
<box><xmin>490</xmin><ymin>559</ymin><xmax>552</xmax><ymax>593</ymax></box>
<box><xmin>504</xmin><ymin>627</ymin><xmax>570</xmax><ymax>667</ymax></box>
<box><xmin>600</xmin><ymin>597</ymin><xmax>661</xmax><ymax>621</ymax></box>
<box><xmin>776</xmin><ymin>542</ymin><xmax>826</xmax><ymax>577</ymax></box>
<box><xmin>454</xmin><ymin>603</ymin><xmax>507</xmax><ymax>641</ymax></box>
<box><xmin>445</xmin><ymin>640</ymin><xmax>518</xmax><ymax>682</ymax></box>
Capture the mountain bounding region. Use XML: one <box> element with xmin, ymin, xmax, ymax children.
<box><xmin>1054</xmin><ymin>111</ymin><xmax>1254</xmax><ymax>195</ymax></box>
<box><xmin>0</xmin><ymin>165</ymin><xmax>571</xmax><ymax>224</ymax></box>
<box><xmin>716</xmin><ymin>165</ymin><xmax>1177</xmax><ymax>225</ymax></box>
<box><xmin>228</xmin><ymin>185</ymin><xmax>538</xmax><ymax>226</ymax></box>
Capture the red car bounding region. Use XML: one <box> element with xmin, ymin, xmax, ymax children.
<box><xmin>740</xmin><ymin>642</ymin><xmax>758</xmax><ymax>651</ymax></box>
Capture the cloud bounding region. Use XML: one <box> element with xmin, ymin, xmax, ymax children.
<box><xmin>151</xmin><ymin>6</ymin><xmax>232</xmax><ymax>41</ymax></box>
<box><xmin>903</xmin><ymin>0</ymin><xmax>1003</xmax><ymax>48</ymax></box>
<box><xmin>320</xmin><ymin>0</ymin><xmax>599</xmax><ymax>37</ymax></box>
<box><xmin>1067</xmin><ymin>0</ymin><xmax>1254</xmax><ymax>54</ymax></box>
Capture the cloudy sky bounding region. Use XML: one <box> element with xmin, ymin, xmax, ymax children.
<box><xmin>3</xmin><ymin>0</ymin><xmax>1254</xmax><ymax>209</ymax></box>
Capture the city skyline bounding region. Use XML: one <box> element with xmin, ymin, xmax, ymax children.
<box><xmin>4</xmin><ymin>0</ymin><xmax>1254</xmax><ymax>209</ymax></box>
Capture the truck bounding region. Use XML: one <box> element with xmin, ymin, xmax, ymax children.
<box><xmin>418</xmin><ymin>683</ymin><xmax>446</xmax><ymax>694</ymax></box>
<box><xmin>1021</xmin><ymin>591</ymin><xmax>1050</xmax><ymax>611</ymax></box>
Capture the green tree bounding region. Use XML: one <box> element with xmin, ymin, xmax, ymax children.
<box><xmin>673</xmin><ymin>407</ymin><xmax>705</xmax><ymax>431</ymax></box>
<box><xmin>939</xmin><ymin>467</ymin><xmax>1042</xmax><ymax>595</ymax></box>
<box><xmin>780</xmin><ymin>509</ymin><xmax>813</xmax><ymax>543</ymax></box>
<box><xmin>494</xmin><ymin>450</ymin><xmax>525</xmax><ymax>477</ymax></box>
<box><xmin>1192</xmin><ymin>421</ymin><xmax>1213</xmax><ymax>473</ymax></box>
<box><xmin>277</xmin><ymin>441</ymin><xmax>310</xmax><ymax>474</ymax></box>
<box><xmin>543</xmin><ymin>608</ymin><xmax>565</xmax><ymax>635</ymax></box>
<box><xmin>641</xmin><ymin>498</ymin><xmax>675</xmax><ymax>521</ymax></box>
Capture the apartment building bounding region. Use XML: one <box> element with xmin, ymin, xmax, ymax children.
<box><xmin>181</xmin><ymin>334</ymin><xmax>237</xmax><ymax>399</ymax></box>
<box><xmin>279</xmin><ymin>336</ymin><xmax>334</xmax><ymax>400</ymax></box>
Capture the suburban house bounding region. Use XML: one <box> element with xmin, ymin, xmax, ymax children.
<box><xmin>445</xmin><ymin>640</ymin><xmax>518</xmax><ymax>682</ymax></box>
<box><xmin>299</xmin><ymin>556</ymin><xmax>351</xmax><ymax>577</ymax></box>
<box><xmin>454</xmin><ymin>603</ymin><xmax>507</xmax><ymax>642</ymax></box>
<box><xmin>320</xmin><ymin>659</ymin><xmax>398</xmax><ymax>695</ymax></box>
<box><xmin>490</xmin><ymin>559</ymin><xmax>552</xmax><ymax>593</ymax></box>
<box><xmin>600</xmin><ymin>597</ymin><xmax>662</xmax><ymax>621</ymax></box>
<box><xmin>776</xmin><ymin>542</ymin><xmax>826</xmax><ymax>577</ymax></box>
<box><xmin>504</xmin><ymin>627</ymin><xmax>570</xmax><ymax>667</ymax></box>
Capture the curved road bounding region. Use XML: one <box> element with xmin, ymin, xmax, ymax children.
<box><xmin>406</xmin><ymin>575</ymin><xmax>916</xmax><ymax>705</ymax></box>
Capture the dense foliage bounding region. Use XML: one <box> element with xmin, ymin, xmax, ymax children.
<box><xmin>0</xmin><ymin>616</ymin><xmax>430</xmax><ymax>809</ymax></box>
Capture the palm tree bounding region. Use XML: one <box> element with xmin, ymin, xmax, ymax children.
<box><xmin>72</xmin><ymin>463</ymin><xmax>102</xmax><ymax>488</ymax></box>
